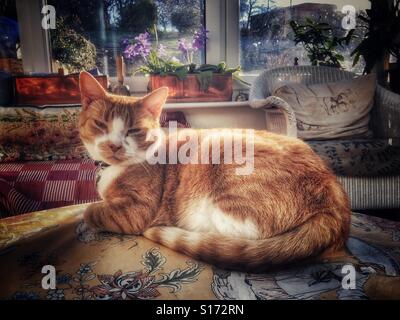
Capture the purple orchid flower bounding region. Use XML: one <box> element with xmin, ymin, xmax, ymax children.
<box><xmin>192</xmin><ymin>26</ymin><xmax>209</xmax><ymax>51</ymax></box>
<box><xmin>178</xmin><ymin>38</ymin><xmax>192</xmax><ymax>56</ymax></box>
<box><xmin>122</xmin><ymin>32</ymin><xmax>152</xmax><ymax>61</ymax></box>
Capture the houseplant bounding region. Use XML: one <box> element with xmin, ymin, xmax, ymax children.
<box><xmin>122</xmin><ymin>27</ymin><xmax>240</xmax><ymax>102</ymax></box>
<box><xmin>351</xmin><ymin>0</ymin><xmax>400</xmax><ymax>93</ymax></box>
<box><xmin>290</xmin><ymin>18</ymin><xmax>355</xmax><ymax>68</ymax></box>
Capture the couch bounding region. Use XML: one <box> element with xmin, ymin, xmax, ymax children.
<box><xmin>249</xmin><ymin>66</ymin><xmax>400</xmax><ymax>210</ymax></box>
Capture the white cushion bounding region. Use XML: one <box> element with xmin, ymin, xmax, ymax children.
<box><xmin>272</xmin><ymin>74</ymin><xmax>376</xmax><ymax>140</ymax></box>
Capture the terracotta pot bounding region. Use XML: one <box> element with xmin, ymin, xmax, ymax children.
<box><xmin>14</xmin><ymin>74</ymin><xmax>108</xmax><ymax>106</ymax></box>
<box><xmin>149</xmin><ymin>74</ymin><xmax>233</xmax><ymax>103</ymax></box>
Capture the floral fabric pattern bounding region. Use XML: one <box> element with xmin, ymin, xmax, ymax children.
<box><xmin>0</xmin><ymin>204</ymin><xmax>399</xmax><ymax>300</ymax></box>
<box><xmin>308</xmin><ymin>139</ymin><xmax>400</xmax><ymax>177</ymax></box>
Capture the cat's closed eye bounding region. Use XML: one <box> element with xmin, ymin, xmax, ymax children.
<box><xmin>93</xmin><ymin>120</ymin><xmax>107</xmax><ymax>131</ymax></box>
<box><xmin>127</xmin><ymin>128</ymin><xmax>141</xmax><ymax>136</ymax></box>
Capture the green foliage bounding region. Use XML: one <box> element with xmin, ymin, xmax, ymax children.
<box><xmin>51</xmin><ymin>19</ymin><xmax>97</xmax><ymax>73</ymax></box>
<box><xmin>351</xmin><ymin>0</ymin><xmax>400</xmax><ymax>74</ymax></box>
<box><xmin>290</xmin><ymin>18</ymin><xmax>355</xmax><ymax>68</ymax></box>
<box><xmin>196</xmin><ymin>70</ymin><xmax>213</xmax><ymax>91</ymax></box>
<box><xmin>136</xmin><ymin>53</ymin><xmax>240</xmax><ymax>91</ymax></box>
<box><xmin>171</xmin><ymin>7</ymin><xmax>200</xmax><ymax>33</ymax></box>
<box><xmin>48</xmin><ymin>0</ymin><xmax>110</xmax><ymax>32</ymax></box>
<box><xmin>118</xmin><ymin>0</ymin><xmax>157</xmax><ymax>34</ymax></box>
<box><xmin>135</xmin><ymin>54</ymin><xmax>239</xmax><ymax>76</ymax></box>
<box><xmin>134</xmin><ymin>29</ymin><xmax>240</xmax><ymax>82</ymax></box>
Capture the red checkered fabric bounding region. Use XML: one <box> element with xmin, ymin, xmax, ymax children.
<box><xmin>0</xmin><ymin>160</ymin><xmax>101</xmax><ymax>218</ymax></box>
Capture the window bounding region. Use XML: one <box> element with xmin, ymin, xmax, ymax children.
<box><xmin>239</xmin><ymin>0</ymin><xmax>371</xmax><ymax>74</ymax></box>
<box><xmin>0</xmin><ymin>0</ymin><xmax>23</xmax><ymax>74</ymax></box>
<box><xmin>47</xmin><ymin>0</ymin><xmax>205</xmax><ymax>77</ymax></box>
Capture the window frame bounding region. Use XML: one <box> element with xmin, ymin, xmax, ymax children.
<box><xmin>15</xmin><ymin>0</ymin><xmax>251</xmax><ymax>92</ymax></box>
<box><xmin>15</xmin><ymin>0</ymin><xmax>52</xmax><ymax>73</ymax></box>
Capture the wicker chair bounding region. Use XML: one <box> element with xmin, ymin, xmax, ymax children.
<box><xmin>249</xmin><ymin>66</ymin><xmax>400</xmax><ymax>210</ymax></box>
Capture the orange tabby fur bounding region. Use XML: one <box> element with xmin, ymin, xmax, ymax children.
<box><xmin>79</xmin><ymin>71</ymin><xmax>351</xmax><ymax>272</ymax></box>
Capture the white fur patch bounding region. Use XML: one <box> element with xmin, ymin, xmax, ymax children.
<box><xmin>83</xmin><ymin>141</ymin><xmax>102</xmax><ymax>161</ymax></box>
<box><xmin>93</xmin><ymin>118</ymin><xmax>125</xmax><ymax>147</ymax></box>
<box><xmin>179</xmin><ymin>197</ymin><xmax>260</xmax><ymax>239</ymax></box>
<box><xmin>97</xmin><ymin>165</ymin><xmax>124</xmax><ymax>198</ymax></box>
<box><xmin>109</xmin><ymin>118</ymin><xmax>125</xmax><ymax>144</ymax></box>
<box><xmin>155</xmin><ymin>227</ymin><xmax>202</xmax><ymax>248</ymax></box>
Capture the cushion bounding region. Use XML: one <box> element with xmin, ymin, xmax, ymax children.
<box><xmin>0</xmin><ymin>159</ymin><xmax>101</xmax><ymax>218</ymax></box>
<box><xmin>0</xmin><ymin>106</ymin><xmax>190</xmax><ymax>163</ymax></box>
<box><xmin>0</xmin><ymin>105</ymin><xmax>86</xmax><ymax>162</ymax></box>
<box><xmin>308</xmin><ymin>139</ymin><xmax>400</xmax><ymax>177</ymax></box>
<box><xmin>273</xmin><ymin>74</ymin><xmax>376</xmax><ymax>140</ymax></box>
<box><xmin>1</xmin><ymin>206</ymin><xmax>400</xmax><ymax>300</ymax></box>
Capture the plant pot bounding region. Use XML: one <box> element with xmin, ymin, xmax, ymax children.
<box><xmin>14</xmin><ymin>74</ymin><xmax>108</xmax><ymax>106</ymax></box>
<box><xmin>149</xmin><ymin>74</ymin><xmax>233</xmax><ymax>103</ymax></box>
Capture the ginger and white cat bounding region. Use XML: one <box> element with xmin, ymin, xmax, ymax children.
<box><xmin>79</xmin><ymin>71</ymin><xmax>350</xmax><ymax>272</ymax></box>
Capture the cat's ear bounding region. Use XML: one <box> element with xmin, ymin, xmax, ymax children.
<box><xmin>140</xmin><ymin>87</ymin><xmax>169</xmax><ymax>118</ymax></box>
<box><xmin>79</xmin><ymin>71</ymin><xmax>106</xmax><ymax>110</ymax></box>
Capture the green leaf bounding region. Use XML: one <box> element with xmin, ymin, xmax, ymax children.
<box><xmin>196</xmin><ymin>70</ymin><xmax>213</xmax><ymax>91</ymax></box>
<box><xmin>336</xmin><ymin>54</ymin><xmax>345</xmax><ymax>62</ymax></box>
<box><xmin>217</xmin><ymin>62</ymin><xmax>227</xmax><ymax>73</ymax></box>
<box><xmin>175</xmin><ymin>67</ymin><xmax>188</xmax><ymax>80</ymax></box>
<box><xmin>154</xmin><ymin>261</ymin><xmax>204</xmax><ymax>293</ymax></box>
<box><xmin>352</xmin><ymin>51</ymin><xmax>361</xmax><ymax>67</ymax></box>
<box><xmin>141</xmin><ymin>248</ymin><xmax>166</xmax><ymax>274</ymax></box>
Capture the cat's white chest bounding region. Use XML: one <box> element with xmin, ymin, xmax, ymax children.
<box><xmin>97</xmin><ymin>165</ymin><xmax>124</xmax><ymax>198</ymax></box>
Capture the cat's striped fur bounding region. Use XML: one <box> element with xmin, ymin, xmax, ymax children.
<box><xmin>79</xmin><ymin>71</ymin><xmax>351</xmax><ymax>272</ymax></box>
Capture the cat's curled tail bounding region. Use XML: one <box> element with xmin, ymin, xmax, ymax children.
<box><xmin>143</xmin><ymin>211</ymin><xmax>349</xmax><ymax>272</ymax></box>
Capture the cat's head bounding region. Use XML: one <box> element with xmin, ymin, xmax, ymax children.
<box><xmin>79</xmin><ymin>71</ymin><xmax>168</xmax><ymax>165</ymax></box>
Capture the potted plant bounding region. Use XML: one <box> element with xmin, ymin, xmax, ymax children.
<box><xmin>351</xmin><ymin>0</ymin><xmax>400</xmax><ymax>93</ymax></box>
<box><xmin>122</xmin><ymin>27</ymin><xmax>240</xmax><ymax>102</ymax></box>
<box><xmin>290</xmin><ymin>18</ymin><xmax>355</xmax><ymax>68</ymax></box>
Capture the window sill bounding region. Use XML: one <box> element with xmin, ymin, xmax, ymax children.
<box><xmin>164</xmin><ymin>101</ymin><xmax>250</xmax><ymax>111</ymax></box>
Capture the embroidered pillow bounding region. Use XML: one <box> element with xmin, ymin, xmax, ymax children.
<box><xmin>272</xmin><ymin>74</ymin><xmax>376</xmax><ymax>140</ymax></box>
<box><xmin>0</xmin><ymin>106</ymin><xmax>87</xmax><ymax>162</ymax></box>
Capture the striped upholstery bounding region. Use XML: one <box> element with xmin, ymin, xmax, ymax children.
<box><xmin>0</xmin><ymin>160</ymin><xmax>100</xmax><ymax>218</ymax></box>
<box><xmin>250</xmin><ymin>66</ymin><xmax>400</xmax><ymax>210</ymax></box>
<box><xmin>338</xmin><ymin>176</ymin><xmax>400</xmax><ymax>210</ymax></box>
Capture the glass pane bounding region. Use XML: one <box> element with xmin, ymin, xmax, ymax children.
<box><xmin>240</xmin><ymin>0</ymin><xmax>371</xmax><ymax>74</ymax></box>
<box><xmin>0</xmin><ymin>0</ymin><xmax>23</xmax><ymax>74</ymax></box>
<box><xmin>48</xmin><ymin>0</ymin><xmax>205</xmax><ymax>76</ymax></box>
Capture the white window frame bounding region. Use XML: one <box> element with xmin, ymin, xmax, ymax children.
<box><xmin>16</xmin><ymin>0</ymin><xmax>52</xmax><ymax>73</ymax></box>
<box><xmin>15</xmin><ymin>0</ymin><xmax>251</xmax><ymax>92</ymax></box>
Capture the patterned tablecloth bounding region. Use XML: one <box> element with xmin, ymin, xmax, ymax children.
<box><xmin>0</xmin><ymin>204</ymin><xmax>400</xmax><ymax>300</ymax></box>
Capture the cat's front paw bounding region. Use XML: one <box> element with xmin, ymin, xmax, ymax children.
<box><xmin>83</xmin><ymin>203</ymin><xmax>104</xmax><ymax>232</ymax></box>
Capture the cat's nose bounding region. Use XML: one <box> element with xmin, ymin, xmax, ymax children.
<box><xmin>108</xmin><ymin>143</ymin><xmax>122</xmax><ymax>153</ymax></box>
